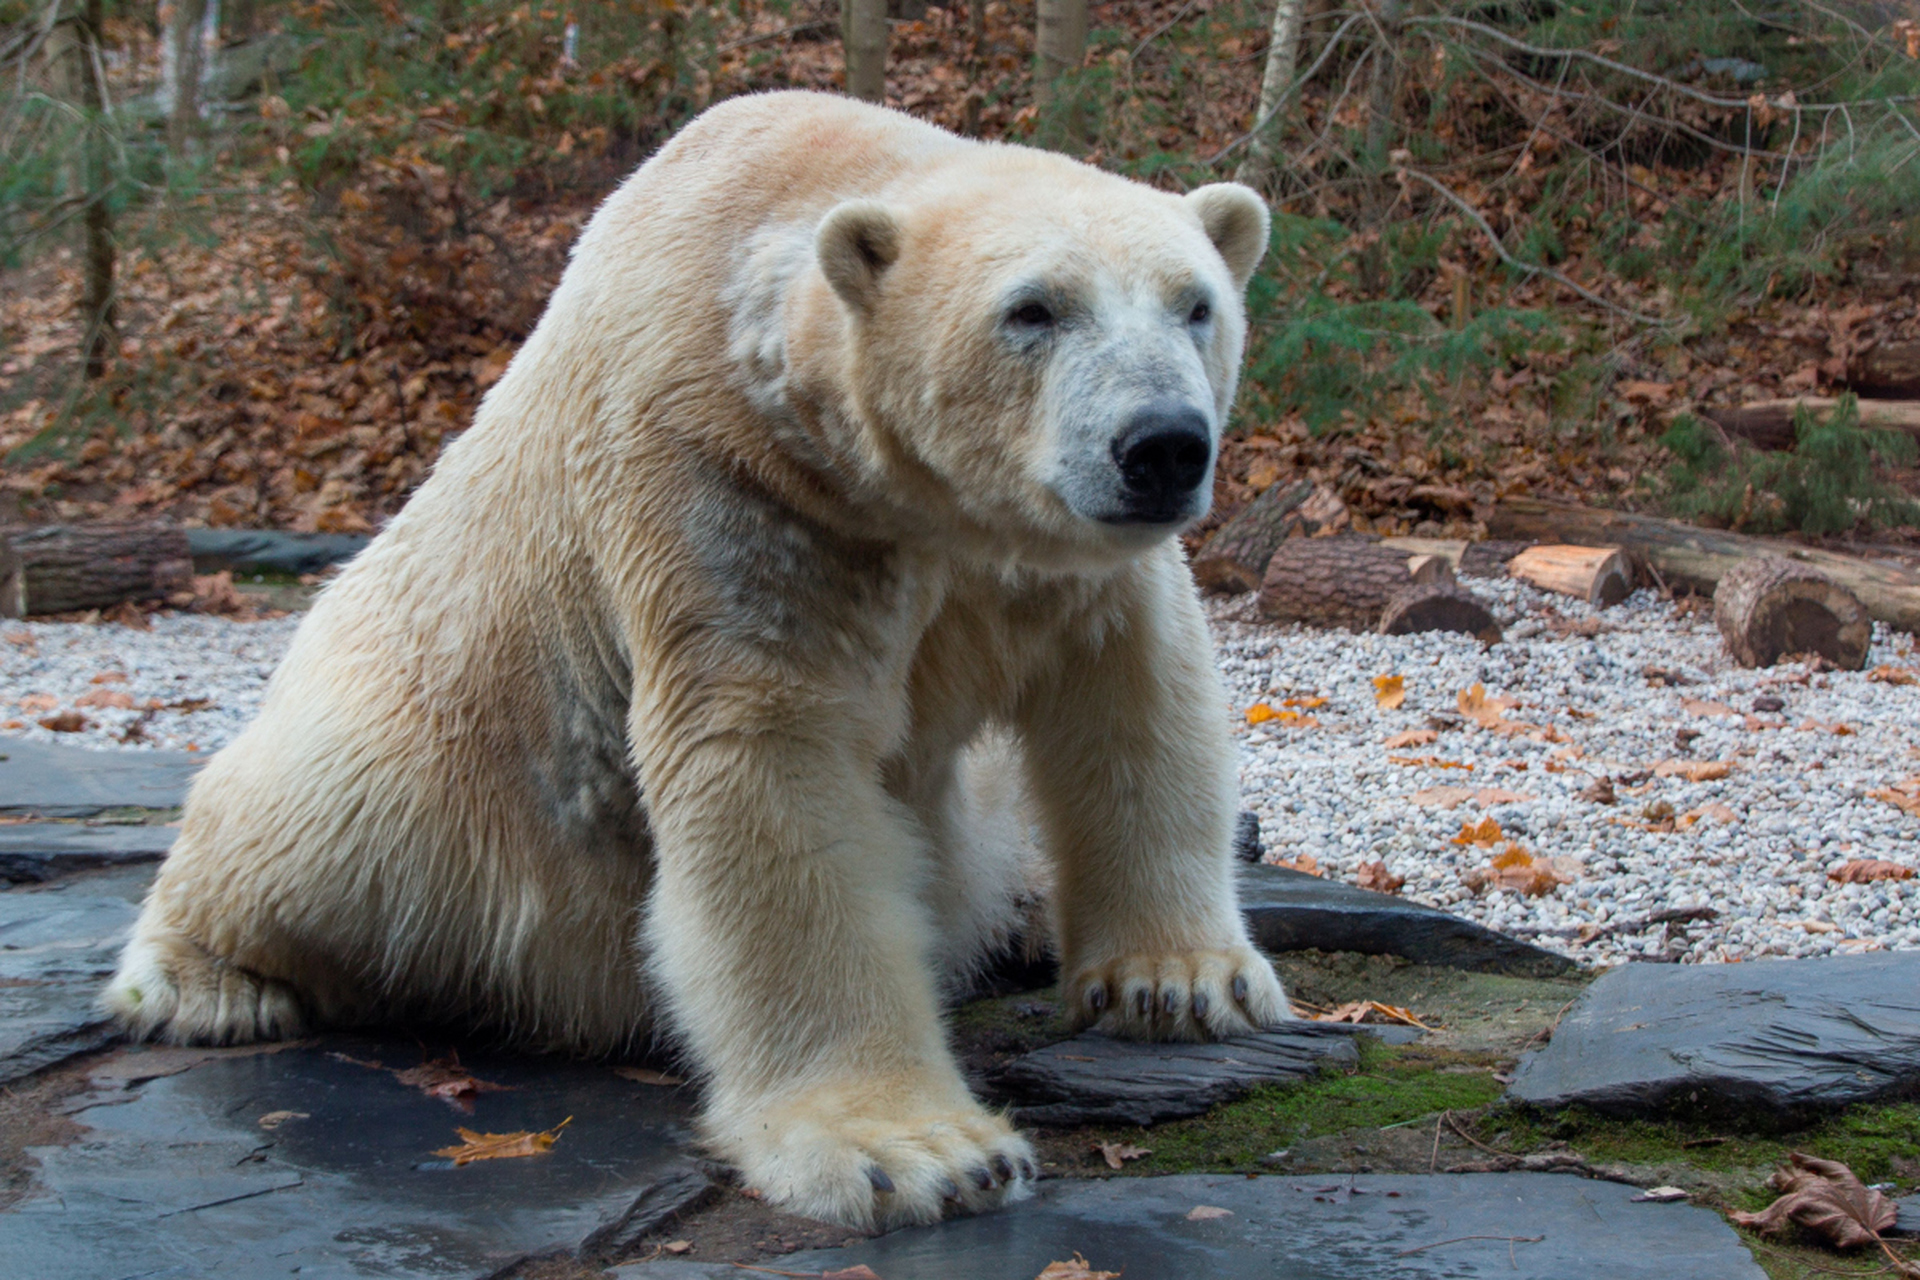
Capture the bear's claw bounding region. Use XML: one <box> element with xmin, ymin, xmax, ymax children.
<box><xmin>1070</xmin><ymin>945</ymin><xmax>1288</xmax><ymax>1041</ymax></box>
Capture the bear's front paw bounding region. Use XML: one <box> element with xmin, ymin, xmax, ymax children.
<box><xmin>712</xmin><ymin>1080</ymin><xmax>1036</xmax><ymax>1231</ymax></box>
<box><xmin>1067</xmin><ymin>945</ymin><xmax>1288</xmax><ymax>1040</ymax></box>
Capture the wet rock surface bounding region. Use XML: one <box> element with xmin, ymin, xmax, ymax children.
<box><xmin>992</xmin><ymin>1022</ymin><xmax>1420</xmax><ymax>1127</ymax></box>
<box><xmin>1506</xmin><ymin>952</ymin><xmax>1920</xmax><ymax>1118</ymax></box>
<box><xmin>609</xmin><ymin>1173</ymin><xmax>1767</xmax><ymax>1279</ymax></box>
<box><xmin>0</xmin><ymin>822</ymin><xmax>176</xmax><ymax>883</ymax></box>
<box><xmin>0</xmin><ymin>739</ymin><xmax>203</xmax><ymax>817</ymax></box>
<box><xmin>0</xmin><ymin>865</ymin><xmax>147</xmax><ymax>1085</ymax></box>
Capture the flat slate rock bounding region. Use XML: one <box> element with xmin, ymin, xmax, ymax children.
<box><xmin>0</xmin><ymin>739</ymin><xmax>205</xmax><ymax>817</ymax></box>
<box><xmin>0</xmin><ymin>822</ymin><xmax>176</xmax><ymax>883</ymax></box>
<box><xmin>0</xmin><ymin>864</ymin><xmax>150</xmax><ymax>1084</ymax></box>
<box><xmin>611</xmin><ymin>1173</ymin><xmax>1764</xmax><ymax>1280</ymax></box>
<box><xmin>990</xmin><ymin>1022</ymin><xmax>1419</xmax><ymax>1127</ymax></box>
<box><xmin>1</xmin><ymin>1032</ymin><xmax>705</xmax><ymax>1279</ymax></box>
<box><xmin>1506</xmin><ymin>952</ymin><xmax>1920</xmax><ymax>1118</ymax></box>
<box><xmin>1240</xmin><ymin>863</ymin><xmax>1575</xmax><ymax>977</ymax></box>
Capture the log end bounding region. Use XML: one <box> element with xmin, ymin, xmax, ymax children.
<box><xmin>1379</xmin><ymin>583</ymin><xmax>1498</xmax><ymax>640</ymax></box>
<box><xmin>1713</xmin><ymin>556</ymin><xmax>1871</xmax><ymax>670</ymax></box>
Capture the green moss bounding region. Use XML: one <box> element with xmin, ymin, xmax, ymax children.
<box><xmin>1095</xmin><ymin>1041</ymin><xmax>1506</xmax><ymax>1174</ymax></box>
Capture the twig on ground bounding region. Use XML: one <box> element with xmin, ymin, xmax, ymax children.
<box><xmin>1396</xmin><ymin>1233</ymin><xmax>1545</xmax><ymax>1263</ymax></box>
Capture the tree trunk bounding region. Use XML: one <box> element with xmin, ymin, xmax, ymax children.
<box><xmin>1488</xmin><ymin>497</ymin><xmax>1920</xmax><ymax>634</ymax></box>
<box><xmin>78</xmin><ymin>0</ymin><xmax>116</xmax><ymax>380</ymax></box>
<box><xmin>1850</xmin><ymin>340</ymin><xmax>1920</xmax><ymax>399</ymax></box>
<box><xmin>1191</xmin><ymin>478</ymin><xmax>1313</xmax><ymax>593</ymax></box>
<box><xmin>1234</xmin><ymin>0</ymin><xmax>1305</xmax><ymax>191</ymax></box>
<box><xmin>5</xmin><ymin>525</ymin><xmax>194</xmax><ymax>616</ymax></box>
<box><xmin>843</xmin><ymin>0</ymin><xmax>888</xmax><ymax>102</ymax></box>
<box><xmin>1699</xmin><ymin>398</ymin><xmax>1920</xmax><ymax>452</ymax></box>
<box><xmin>1713</xmin><ymin>557</ymin><xmax>1870</xmax><ymax>670</ymax></box>
<box><xmin>1507</xmin><ymin>544</ymin><xmax>1634</xmax><ymax>607</ymax></box>
<box><xmin>1258</xmin><ymin>533</ymin><xmax>1454</xmax><ymax>630</ymax></box>
<box><xmin>1378</xmin><ymin>582</ymin><xmax>1496</xmax><ymax>639</ymax></box>
<box><xmin>169</xmin><ymin>0</ymin><xmax>210</xmax><ymax>151</ymax></box>
<box><xmin>1035</xmin><ymin>0</ymin><xmax>1087</xmax><ymax>135</ymax></box>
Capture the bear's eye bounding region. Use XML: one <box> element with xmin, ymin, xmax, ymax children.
<box><xmin>1189</xmin><ymin>300</ymin><xmax>1212</xmax><ymax>325</ymax></box>
<box><xmin>1009</xmin><ymin>301</ymin><xmax>1055</xmax><ymax>328</ymax></box>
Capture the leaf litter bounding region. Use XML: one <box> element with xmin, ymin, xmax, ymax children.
<box><xmin>1730</xmin><ymin>1152</ymin><xmax>1920</xmax><ymax>1277</ymax></box>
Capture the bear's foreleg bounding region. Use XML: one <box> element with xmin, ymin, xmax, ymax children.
<box><xmin>637</xmin><ymin>728</ymin><xmax>1034</xmax><ymax>1231</ymax></box>
<box><xmin>1017</xmin><ymin>558</ymin><xmax>1289</xmax><ymax>1041</ymax></box>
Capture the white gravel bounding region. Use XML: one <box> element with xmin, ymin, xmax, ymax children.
<box><xmin>2</xmin><ymin>581</ymin><xmax>1916</xmax><ymax>967</ymax></box>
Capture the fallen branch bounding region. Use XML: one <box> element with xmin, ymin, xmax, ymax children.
<box><xmin>1699</xmin><ymin>398</ymin><xmax>1920</xmax><ymax>452</ymax></box>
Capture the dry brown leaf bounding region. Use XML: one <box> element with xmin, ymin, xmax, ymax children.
<box><xmin>1473</xmin><ymin>787</ymin><xmax>1535</xmax><ymax>806</ymax></box>
<box><xmin>391</xmin><ymin>1055</ymin><xmax>511</xmax><ymax>1112</ymax></box>
<box><xmin>1677</xmin><ymin>802</ymin><xmax>1740</xmax><ymax>828</ymax></box>
<box><xmin>1384</xmin><ymin>728</ymin><xmax>1438</xmax><ymax>748</ymax></box>
<box><xmin>1246</xmin><ymin>702</ymin><xmax>1277</xmax><ymax>725</ymax></box>
<box><xmin>1036</xmin><ymin>1254</ymin><xmax>1121</xmax><ymax>1280</ymax></box>
<box><xmin>1868</xmin><ymin>665</ymin><xmax>1919</xmax><ymax>686</ymax></box>
<box><xmin>1409</xmin><ymin>785</ymin><xmax>1478</xmax><ymax>809</ymax></box>
<box><xmin>1374</xmin><ymin>674</ymin><xmax>1406</xmax><ymax>710</ymax></box>
<box><xmin>432</xmin><ymin>1116</ymin><xmax>571</xmax><ymax>1166</ymax></box>
<box><xmin>1282</xmin><ymin>695</ymin><xmax>1328</xmax><ymax>709</ymax></box>
<box><xmin>1303</xmin><ymin>999</ymin><xmax>1432</xmax><ymax>1029</ymax></box>
<box><xmin>1654</xmin><ymin>759</ymin><xmax>1734</xmax><ymax>782</ymax></box>
<box><xmin>1829</xmin><ymin>860</ymin><xmax>1917</xmax><ymax>884</ymax></box>
<box><xmin>1095</xmin><ymin>1140</ymin><xmax>1152</xmax><ymax>1170</ymax></box>
<box><xmin>1355</xmin><ymin>861</ymin><xmax>1404</xmax><ymax>894</ymax></box>
<box><xmin>1247</xmin><ymin>702</ymin><xmax>1317</xmax><ymax>728</ymax></box>
<box><xmin>1679</xmin><ymin>697</ymin><xmax>1740</xmax><ymax>719</ymax></box>
<box><xmin>1274</xmin><ymin>853</ymin><xmax>1322</xmax><ymax>876</ymax></box>
<box><xmin>612</xmin><ymin>1066</ymin><xmax>685</xmax><ymax>1086</ymax></box>
<box><xmin>1186</xmin><ymin>1205</ymin><xmax>1234</xmax><ymax>1221</ymax></box>
<box><xmin>37</xmin><ymin>711</ymin><xmax>88</xmax><ymax>733</ymax></box>
<box><xmin>257</xmin><ymin>1110</ymin><xmax>308</xmax><ymax>1130</ymax></box>
<box><xmin>1729</xmin><ymin>1152</ymin><xmax>1897</xmax><ymax>1251</ymax></box>
<box><xmin>16</xmin><ymin>693</ymin><xmax>56</xmax><ymax>711</ymax></box>
<box><xmin>1388</xmin><ymin>754</ymin><xmax>1473</xmax><ymax>770</ymax></box>
<box><xmin>75</xmin><ymin>688</ymin><xmax>135</xmax><ymax>709</ymax></box>
<box><xmin>89</xmin><ymin>671</ymin><xmax>127</xmax><ymax>684</ymax></box>
<box><xmin>1463</xmin><ymin>843</ymin><xmax>1574</xmax><ymax>896</ymax></box>
<box><xmin>1870</xmin><ymin>778</ymin><xmax>1920</xmax><ymax>817</ymax></box>
<box><xmin>1458</xmin><ymin>683</ymin><xmax>1537</xmax><ymax>735</ymax></box>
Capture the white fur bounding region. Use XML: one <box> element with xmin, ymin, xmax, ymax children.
<box><xmin>102</xmin><ymin>92</ymin><xmax>1286</xmax><ymax>1230</ymax></box>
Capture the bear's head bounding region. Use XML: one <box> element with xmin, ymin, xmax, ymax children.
<box><xmin>794</xmin><ymin>155</ymin><xmax>1268</xmax><ymax>568</ymax></box>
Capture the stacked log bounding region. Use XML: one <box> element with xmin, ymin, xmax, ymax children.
<box><xmin>1507</xmin><ymin>544</ymin><xmax>1635</xmax><ymax>607</ymax></box>
<box><xmin>1191</xmin><ymin>479</ymin><xmax>1313</xmax><ymax>593</ymax></box>
<box><xmin>1258</xmin><ymin>535</ymin><xmax>1460</xmax><ymax>631</ymax></box>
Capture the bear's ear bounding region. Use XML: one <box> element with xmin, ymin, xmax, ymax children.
<box><xmin>1185</xmin><ymin>184</ymin><xmax>1270</xmax><ymax>289</ymax></box>
<box><xmin>817</xmin><ymin>200</ymin><xmax>904</xmax><ymax>315</ymax></box>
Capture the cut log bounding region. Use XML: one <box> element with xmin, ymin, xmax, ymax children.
<box><xmin>1258</xmin><ymin>534</ymin><xmax>1455</xmax><ymax>630</ymax></box>
<box><xmin>5</xmin><ymin>524</ymin><xmax>193</xmax><ymax>616</ymax></box>
<box><xmin>1851</xmin><ymin>340</ymin><xmax>1920</xmax><ymax>399</ymax></box>
<box><xmin>1378</xmin><ymin>582</ymin><xmax>1497</xmax><ymax>639</ymax></box>
<box><xmin>1192</xmin><ymin>478</ymin><xmax>1313</xmax><ymax>594</ymax></box>
<box><xmin>1699</xmin><ymin>398</ymin><xmax>1920</xmax><ymax>452</ymax></box>
<box><xmin>1713</xmin><ymin>557</ymin><xmax>1870</xmax><ymax>670</ymax></box>
<box><xmin>1379</xmin><ymin>536</ymin><xmax>1467</xmax><ymax>567</ymax></box>
<box><xmin>1488</xmin><ymin>498</ymin><xmax>1920</xmax><ymax>634</ymax></box>
<box><xmin>1508</xmin><ymin>544</ymin><xmax>1634</xmax><ymax>607</ymax></box>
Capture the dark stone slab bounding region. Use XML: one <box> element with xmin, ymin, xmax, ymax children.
<box><xmin>1507</xmin><ymin>952</ymin><xmax>1920</xmax><ymax>1119</ymax></box>
<box><xmin>0</xmin><ymin>822</ymin><xmax>176</xmax><ymax>883</ymax></box>
<box><xmin>1240</xmin><ymin>863</ymin><xmax>1576</xmax><ymax>977</ymax></box>
<box><xmin>0</xmin><ymin>739</ymin><xmax>204</xmax><ymax>817</ymax></box>
<box><xmin>187</xmin><ymin>528</ymin><xmax>370</xmax><ymax>576</ymax></box>
<box><xmin>1897</xmin><ymin>1196</ymin><xmax>1920</xmax><ymax>1238</ymax></box>
<box><xmin>2</xmin><ymin>1032</ymin><xmax>705</xmax><ymax>1278</ymax></box>
<box><xmin>0</xmin><ymin>865</ymin><xmax>150</xmax><ymax>1084</ymax></box>
<box><xmin>612</xmin><ymin>1173</ymin><xmax>1764</xmax><ymax>1280</ymax></box>
<box><xmin>990</xmin><ymin>1022</ymin><xmax>1419</xmax><ymax>1127</ymax></box>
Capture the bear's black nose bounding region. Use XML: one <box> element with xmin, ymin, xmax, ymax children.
<box><xmin>1113</xmin><ymin>405</ymin><xmax>1212</xmax><ymax>512</ymax></box>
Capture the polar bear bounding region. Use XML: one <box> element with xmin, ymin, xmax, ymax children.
<box><xmin>103</xmin><ymin>90</ymin><xmax>1288</xmax><ymax>1229</ymax></box>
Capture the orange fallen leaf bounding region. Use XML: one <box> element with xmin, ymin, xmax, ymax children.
<box><xmin>17</xmin><ymin>694</ymin><xmax>56</xmax><ymax>712</ymax></box>
<box><xmin>612</xmin><ymin>1066</ymin><xmax>685</xmax><ymax>1086</ymax></box>
<box><xmin>1301</xmin><ymin>999</ymin><xmax>1432</xmax><ymax>1029</ymax></box>
<box><xmin>1355</xmin><ymin>861</ymin><xmax>1404</xmax><ymax>894</ymax></box>
<box><xmin>433</xmin><ymin>1116</ymin><xmax>570</xmax><ymax>1166</ymax></box>
<box><xmin>1678</xmin><ymin>802</ymin><xmax>1740</xmax><ymax>828</ymax></box>
<box><xmin>1829</xmin><ymin>860</ymin><xmax>1917</xmax><ymax>884</ymax></box>
<box><xmin>1275</xmin><ymin>853</ymin><xmax>1321</xmax><ymax>876</ymax></box>
<box><xmin>1679</xmin><ymin>697</ymin><xmax>1740</xmax><ymax>719</ymax></box>
<box><xmin>1409</xmin><ymin>785</ymin><xmax>1478</xmax><ymax>809</ymax></box>
<box><xmin>1374</xmin><ymin>674</ymin><xmax>1406</xmax><ymax>710</ymax></box>
<box><xmin>1458</xmin><ymin>683</ymin><xmax>1536</xmax><ymax>735</ymax></box>
<box><xmin>1246</xmin><ymin>702</ymin><xmax>1278</xmax><ymax>725</ymax></box>
<box><xmin>1095</xmin><ymin>1140</ymin><xmax>1151</xmax><ymax>1170</ymax></box>
<box><xmin>1870</xmin><ymin>778</ymin><xmax>1920</xmax><ymax>817</ymax></box>
<box><xmin>1801</xmin><ymin>720</ymin><xmax>1857</xmax><ymax>736</ymax></box>
<box><xmin>75</xmin><ymin>689</ymin><xmax>135</xmax><ymax>710</ymax></box>
<box><xmin>1463</xmin><ymin>843</ymin><xmax>1575</xmax><ymax>896</ymax></box>
<box><xmin>1388</xmin><ymin>754</ymin><xmax>1473</xmax><ymax>770</ymax></box>
<box><xmin>1473</xmin><ymin>787</ymin><xmax>1535</xmax><ymax>806</ymax></box>
<box><xmin>1452</xmin><ymin>817</ymin><xmax>1503</xmax><ymax>846</ymax></box>
<box><xmin>1654</xmin><ymin>759</ymin><xmax>1734</xmax><ymax>782</ymax></box>
<box><xmin>89</xmin><ymin>671</ymin><xmax>127</xmax><ymax>684</ymax></box>
<box><xmin>1036</xmin><ymin>1255</ymin><xmax>1121</xmax><ymax>1280</ymax></box>
<box><xmin>1868</xmin><ymin>665</ymin><xmax>1919</xmax><ymax>686</ymax></box>
<box><xmin>1282</xmin><ymin>695</ymin><xmax>1328</xmax><ymax>709</ymax></box>
<box><xmin>1384</xmin><ymin>728</ymin><xmax>1438</xmax><ymax>748</ymax></box>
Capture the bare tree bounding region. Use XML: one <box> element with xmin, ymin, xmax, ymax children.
<box><xmin>1035</xmin><ymin>0</ymin><xmax>1086</xmax><ymax>137</ymax></box>
<box><xmin>843</xmin><ymin>0</ymin><xmax>887</xmax><ymax>103</ymax></box>
<box><xmin>167</xmin><ymin>0</ymin><xmax>211</xmax><ymax>152</ymax></box>
<box><xmin>70</xmin><ymin>0</ymin><xmax>116</xmax><ymax>378</ymax></box>
<box><xmin>1235</xmin><ymin>0</ymin><xmax>1305</xmax><ymax>190</ymax></box>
